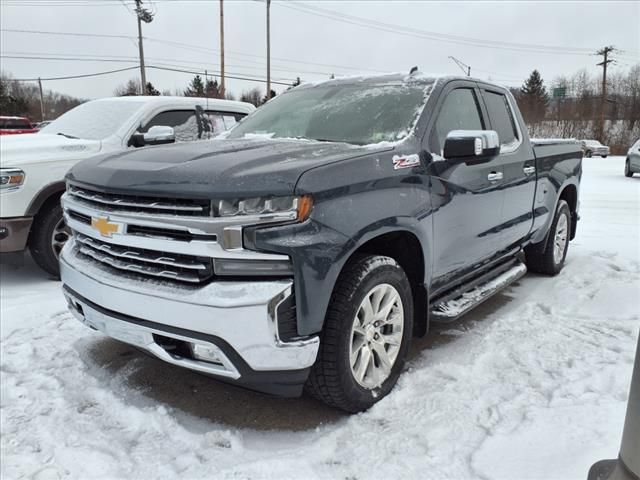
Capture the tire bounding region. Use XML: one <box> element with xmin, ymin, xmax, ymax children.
<box><xmin>585</xmin><ymin>151</ymin><xmax>592</xmax><ymax>158</ymax></box>
<box><xmin>29</xmin><ymin>201</ymin><xmax>70</xmax><ymax>277</ymax></box>
<box><xmin>625</xmin><ymin>159</ymin><xmax>634</xmax><ymax>178</ymax></box>
<box><xmin>525</xmin><ymin>200</ymin><xmax>571</xmax><ymax>275</ymax></box>
<box><xmin>306</xmin><ymin>254</ymin><xmax>414</xmax><ymax>412</ymax></box>
<box><xmin>602</xmin><ymin>155</ymin><xmax>608</xmax><ymax>158</ymax></box>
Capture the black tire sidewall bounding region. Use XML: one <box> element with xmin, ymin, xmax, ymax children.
<box><xmin>331</xmin><ymin>258</ymin><xmax>413</xmax><ymax>410</ymax></box>
<box><xmin>625</xmin><ymin>159</ymin><xmax>633</xmax><ymax>177</ymax></box>
<box><xmin>29</xmin><ymin>202</ymin><xmax>64</xmax><ymax>276</ymax></box>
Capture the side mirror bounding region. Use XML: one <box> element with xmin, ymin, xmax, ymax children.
<box><xmin>443</xmin><ymin>130</ymin><xmax>500</xmax><ymax>161</ymax></box>
<box><xmin>143</xmin><ymin>125</ymin><xmax>176</xmax><ymax>146</ymax></box>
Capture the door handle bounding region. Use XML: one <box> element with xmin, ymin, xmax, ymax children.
<box><xmin>487</xmin><ymin>172</ymin><xmax>503</xmax><ymax>182</ymax></box>
<box><xmin>523</xmin><ymin>165</ymin><xmax>536</xmax><ymax>175</ymax></box>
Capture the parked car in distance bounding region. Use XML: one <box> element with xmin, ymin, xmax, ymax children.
<box><xmin>587</xmin><ymin>334</ymin><xmax>640</xmax><ymax>480</ymax></box>
<box><xmin>59</xmin><ymin>73</ymin><xmax>582</xmax><ymax>412</ymax></box>
<box><xmin>581</xmin><ymin>139</ymin><xmax>610</xmax><ymax>158</ymax></box>
<box><xmin>624</xmin><ymin>138</ymin><xmax>640</xmax><ymax>177</ymax></box>
<box><xmin>0</xmin><ymin>116</ymin><xmax>38</xmax><ymax>135</ymax></box>
<box><xmin>0</xmin><ymin>96</ymin><xmax>255</xmax><ymax>276</ymax></box>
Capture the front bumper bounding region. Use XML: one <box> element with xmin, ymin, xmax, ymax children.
<box><xmin>0</xmin><ymin>216</ymin><xmax>32</xmax><ymax>253</ymax></box>
<box><xmin>60</xmin><ymin>242</ymin><xmax>320</xmax><ymax>396</ymax></box>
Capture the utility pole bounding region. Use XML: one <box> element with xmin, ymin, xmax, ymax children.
<box><xmin>266</xmin><ymin>0</ymin><xmax>271</xmax><ymax>101</ymax></box>
<box><xmin>595</xmin><ymin>45</ymin><xmax>616</xmax><ymax>142</ymax></box>
<box><xmin>448</xmin><ymin>56</ymin><xmax>471</xmax><ymax>77</ymax></box>
<box><xmin>219</xmin><ymin>0</ymin><xmax>225</xmax><ymax>98</ymax></box>
<box><xmin>134</xmin><ymin>0</ymin><xmax>154</xmax><ymax>94</ymax></box>
<box><xmin>37</xmin><ymin>77</ymin><xmax>45</xmax><ymax>121</ymax></box>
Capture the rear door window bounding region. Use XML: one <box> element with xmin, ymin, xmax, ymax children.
<box><xmin>482</xmin><ymin>90</ymin><xmax>519</xmax><ymax>147</ymax></box>
<box><xmin>433</xmin><ymin>88</ymin><xmax>484</xmax><ymax>152</ymax></box>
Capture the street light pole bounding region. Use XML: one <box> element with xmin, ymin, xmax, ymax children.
<box><xmin>266</xmin><ymin>0</ymin><xmax>271</xmax><ymax>100</ymax></box>
<box><xmin>219</xmin><ymin>0</ymin><xmax>225</xmax><ymax>98</ymax></box>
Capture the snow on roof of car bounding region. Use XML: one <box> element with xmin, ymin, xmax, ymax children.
<box><xmin>87</xmin><ymin>95</ymin><xmax>255</xmax><ymax>113</ymax></box>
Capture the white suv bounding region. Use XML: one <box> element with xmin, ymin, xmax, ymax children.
<box><xmin>0</xmin><ymin>96</ymin><xmax>255</xmax><ymax>275</ymax></box>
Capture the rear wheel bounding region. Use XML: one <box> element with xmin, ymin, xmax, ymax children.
<box><xmin>525</xmin><ymin>200</ymin><xmax>571</xmax><ymax>275</ymax></box>
<box><xmin>29</xmin><ymin>202</ymin><xmax>70</xmax><ymax>277</ymax></box>
<box><xmin>625</xmin><ymin>158</ymin><xmax>634</xmax><ymax>177</ymax></box>
<box><xmin>602</xmin><ymin>155</ymin><xmax>608</xmax><ymax>158</ymax></box>
<box><xmin>585</xmin><ymin>151</ymin><xmax>592</xmax><ymax>158</ymax></box>
<box><xmin>306</xmin><ymin>255</ymin><xmax>413</xmax><ymax>412</ymax></box>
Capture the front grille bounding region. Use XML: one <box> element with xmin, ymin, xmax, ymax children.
<box><xmin>68</xmin><ymin>184</ymin><xmax>211</xmax><ymax>217</ymax></box>
<box><xmin>75</xmin><ymin>233</ymin><xmax>213</xmax><ymax>284</ymax></box>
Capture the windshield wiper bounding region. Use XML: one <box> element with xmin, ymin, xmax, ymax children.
<box><xmin>56</xmin><ymin>132</ymin><xmax>79</xmax><ymax>139</ymax></box>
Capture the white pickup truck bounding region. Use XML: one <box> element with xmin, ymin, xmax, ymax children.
<box><xmin>0</xmin><ymin>96</ymin><xmax>255</xmax><ymax>275</ymax></box>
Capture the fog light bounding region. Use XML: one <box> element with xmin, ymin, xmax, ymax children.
<box><xmin>190</xmin><ymin>343</ymin><xmax>224</xmax><ymax>364</ymax></box>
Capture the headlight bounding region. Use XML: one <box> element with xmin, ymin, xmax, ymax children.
<box><xmin>0</xmin><ymin>169</ymin><xmax>25</xmax><ymax>191</ymax></box>
<box><xmin>216</xmin><ymin>195</ymin><xmax>313</xmax><ymax>222</ymax></box>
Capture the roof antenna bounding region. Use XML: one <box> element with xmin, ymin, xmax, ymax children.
<box><xmin>409</xmin><ymin>66</ymin><xmax>419</xmax><ymax>75</ymax></box>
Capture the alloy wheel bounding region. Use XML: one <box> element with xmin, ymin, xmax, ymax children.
<box><xmin>349</xmin><ymin>283</ymin><xmax>404</xmax><ymax>389</ymax></box>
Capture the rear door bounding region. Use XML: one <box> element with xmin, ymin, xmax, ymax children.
<box><xmin>425</xmin><ymin>81</ymin><xmax>507</xmax><ymax>288</ymax></box>
<box><xmin>479</xmin><ymin>87</ymin><xmax>537</xmax><ymax>249</ymax></box>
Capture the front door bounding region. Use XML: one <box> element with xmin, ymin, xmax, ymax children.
<box><xmin>425</xmin><ymin>82</ymin><xmax>507</xmax><ymax>290</ymax></box>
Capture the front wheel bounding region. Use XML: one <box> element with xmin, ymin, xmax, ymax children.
<box><xmin>602</xmin><ymin>155</ymin><xmax>608</xmax><ymax>158</ymax></box>
<box><xmin>625</xmin><ymin>159</ymin><xmax>634</xmax><ymax>177</ymax></box>
<box><xmin>585</xmin><ymin>151</ymin><xmax>592</xmax><ymax>158</ymax></box>
<box><xmin>29</xmin><ymin>202</ymin><xmax>70</xmax><ymax>277</ymax></box>
<box><xmin>525</xmin><ymin>200</ymin><xmax>571</xmax><ymax>275</ymax></box>
<box><xmin>306</xmin><ymin>255</ymin><xmax>413</xmax><ymax>412</ymax></box>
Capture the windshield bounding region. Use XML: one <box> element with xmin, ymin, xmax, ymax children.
<box><xmin>227</xmin><ymin>81</ymin><xmax>432</xmax><ymax>145</ymax></box>
<box><xmin>40</xmin><ymin>99</ymin><xmax>147</xmax><ymax>140</ymax></box>
<box><xmin>585</xmin><ymin>140</ymin><xmax>602</xmax><ymax>147</ymax></box>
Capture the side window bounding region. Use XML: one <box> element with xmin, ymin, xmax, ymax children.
<box><xmin>141</xmin><ymin>108</ymin><xmax>241</xmax><ymax>142</ymax></box>
<box><xmin>482</xmin><ymin>90</ymin><xmax>518</xmax><ymax>146</ymax></box>
<box><xmin>434</xmin><ymin>88</ymin><xmax>484</xmax><ymax>152</ymax></box>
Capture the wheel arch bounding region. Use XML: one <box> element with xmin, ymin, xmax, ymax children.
<box><xmin>26</xmin><ymin>181</ymin><xmax>66</xmax><ymax>217</ymax></box>
<box><xmin>341</xmin><ymin>229</ymin><xmax>429</xmax><ymax>337</ymax></box>
<box><xmin>558</xmin><ymin>183</ymin><xmax>578</xmax><ymax>240</ymax></box>
<box><xmin>25</xmin><ymin>181</ymin><xmax>66</xmax><ymax>246</ymax></box>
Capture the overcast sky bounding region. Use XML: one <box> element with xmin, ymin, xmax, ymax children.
<box><xmin>1</xmin><ymin>0</ymin><xmax>638</xmax><ymax>100</ymax></box>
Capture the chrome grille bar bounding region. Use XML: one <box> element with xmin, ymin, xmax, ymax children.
<box><xmin>68</xmin><ymin>185</ymin><xmax>208</xmax><ymax>214</ymax></box>
<box><xmin>78</xmin><ymin>244</ymin><xmax>204</xmax><ymax>283</ymax></box>
<box><xmin>75</xmin><ymin>234</ymin><xmax>208</xmax><ymax>271</ymax></box>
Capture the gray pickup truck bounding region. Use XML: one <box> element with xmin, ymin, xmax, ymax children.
<box><xmin>60</xmin><ymin>73</ymin><xmax>582</xmax><ymax>412</ymax></box>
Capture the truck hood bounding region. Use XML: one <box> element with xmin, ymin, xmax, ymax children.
<box><xmin>0</xmin><ymin>133</ymin><xmax>102</xmax><ymax>168</ymax></box>
<box><xmin>68</xmin><ymin>138</ymin><xmax>392</xmax><ymax>198</ymax></box>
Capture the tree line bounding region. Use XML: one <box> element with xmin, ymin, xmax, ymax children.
<box><xmin>513</xmin><ymin>66</ymin><xmax>639</xmax><ymax>153</ymax></box>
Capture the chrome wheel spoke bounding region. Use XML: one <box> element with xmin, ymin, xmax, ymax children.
<box><xmin>349</xmin><ymin>283</ymin><xmax>404</xmax><ymax>390</ymax></box>
<box><xmin>51</xmin><ymin>218</ymin><xmax>71</xmax><ymax>258</ymax></box>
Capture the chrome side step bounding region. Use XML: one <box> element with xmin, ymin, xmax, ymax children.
<box><xmin>430</xmin><ymin>261</ymin><xmax>527</xmax><ymax>323</ymax></box>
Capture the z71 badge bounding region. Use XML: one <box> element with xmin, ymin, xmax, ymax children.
<box><xmin>392</xmin><ymin>154</ymin><xmax>420</xmax><ymax>170</ymax></box>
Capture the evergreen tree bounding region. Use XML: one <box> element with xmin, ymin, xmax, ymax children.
<box><xmin>184</xmin><ymin>75</ymin><xmax>205</xmax><ymax>97</ymax></box>
<box><xmin>145</xmin><ymin>82</ymin><xmax>161</xmax><ymax>96</ymax></box>
<box><xmin>114</xmin><ymin>79</ymin><xmax>140</xmax><ymax>96</ymax></box>
<box><xmin>262</xmin><ymin>89</ymin><xmax>277</xmax><ymax>104</ymax></box>
<box><xmin>205</xmin><ymin>78</ymin><xmax>220</xmax><ymax>98</ymax></box>
<box><xmin>520</xmin><ymin>70</ymin><xmax>549</xmax><ymax>123</ymax></box>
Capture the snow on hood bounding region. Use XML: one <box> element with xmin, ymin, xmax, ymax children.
<box><xmin>0</xmin><ymin>133</ymin><xmax>102</xmax><ymax>168</ymax></box>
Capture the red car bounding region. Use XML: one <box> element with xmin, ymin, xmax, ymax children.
<box><xmin>0</xmin><ymin>116</ymin><xmax>38</xmax><ymax>135</ymax></box>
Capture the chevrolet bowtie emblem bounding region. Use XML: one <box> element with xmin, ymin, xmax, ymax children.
<box><xmin>91</xmin><ymin>217</ymin><xmax>121</xmax><ymax>238</ymax></box>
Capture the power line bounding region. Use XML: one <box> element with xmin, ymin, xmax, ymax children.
<box><xmin>277</xmin><ymin>2</ymin><xmax>613</xmax><ymax>57</ymax></box>
<box><xmin>8</xmin><ymin>64</ymin><xmax>292</xmax><ymax>86</ymax></box>
<box><xmin>0</xmin><ymin>27</ymin><xmax>384</xmax><ymax>74</ymax></box>
<box><xmin>11</xmin><ymin>66</ymin><xmax>140</xmax><ymax>81</ymax></box>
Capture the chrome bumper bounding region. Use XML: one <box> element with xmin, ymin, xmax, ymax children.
<box><xmin>60</xmin><ymin>240</ymin><xmax>319</xmax><ymax>379</ymax></box>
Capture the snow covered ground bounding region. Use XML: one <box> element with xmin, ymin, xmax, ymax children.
<box><xmin>1</xmin><ymin>156</ymin><xmax>639</xmax><ymax>480</ymax></box>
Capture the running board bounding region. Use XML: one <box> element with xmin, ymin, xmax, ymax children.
<box><xmin>430</xmin><ymin>261</ymin><xmax>527</xmax><ymax>323</ymax></box>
